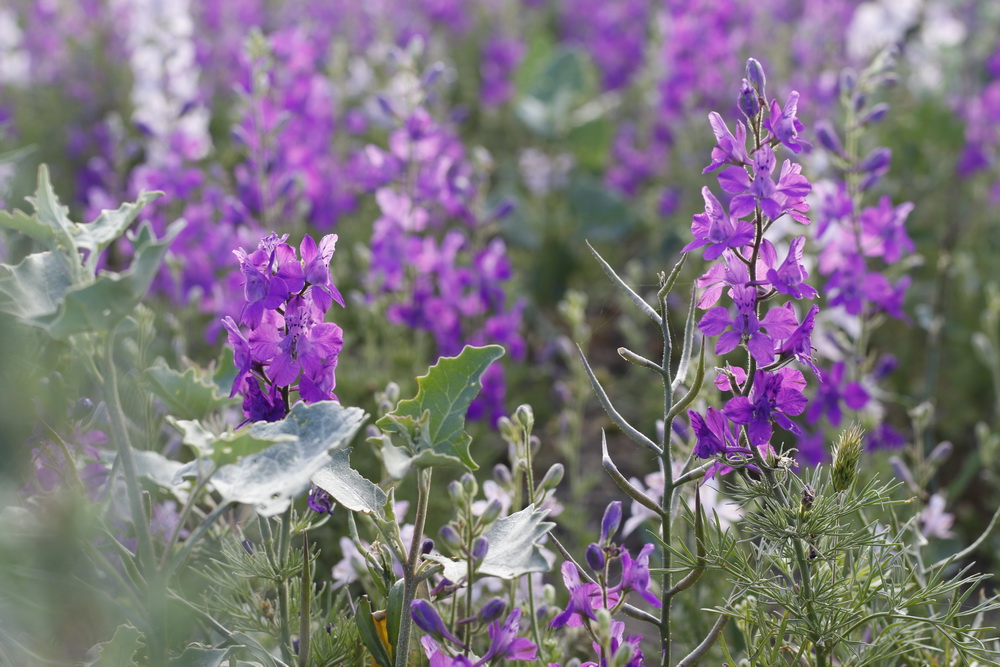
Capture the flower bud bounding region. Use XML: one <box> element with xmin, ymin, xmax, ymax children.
<box><xmin>447</xmin><ymin>480</ymin><xmax>465</xmax><ymax>507</ymax></box>
<box><xmin>799</xmin><ymin>484</ymin><xmax>816</xmax><ymax>519</ymax></box>
<box><xmin>927</xmin><ymin>441</ymin><xmax>953</xmax><ymax>466</ymax></box>
<box><xmin>480</xmin><ymin>499</ymin><xmax>503</xmax><ymax>525</ymax></box>
<box><xmin>745</xmin><ymin>58</ymin><xmax>766</xmax><ymax>95</ymax></box>
<box><xmin>422</xmin><ymin>62</ymin><xmax>445</xmax><ymax>88</ymax></box>
<box><xmin>471</xmin><ymin>536</ymin><xmax>490</xmax><ymax>565</ymax></box>
<box><xmin>411</xmin><ymin>600</ymin><xmax>465</xmax><ymax>647</ymax></box>
<box><xmin>514</xmin><ymin>404</ymin><xmax>535</xmax><ymax>432</ymax></box>
<box><xmin>479</xmin><ymin>598</ymin><xmax>506</xmax><ymax>623</ymax></box>
<box><xmin>858</xmin><ymin>147</ymin><xmax>891</xmax><ymax>174</ymax></box>
<box><xmin>240</xmin><ymin>539</ymin><xmax>254</xmax><ymax>556</ymax></box>
<box><xmin>815</xmin><ymin>120</ymin><xmax>844</xmax><ymax>157</ymax></box>
<box><xmin>859</xmin><ymin>102</ymin><xmax>889</xmax><ymax>125</ymax></box>
<box><xmin>853</xmin><ymin>92</ymin><xmax>867</xmax><ymax>112</ymax></box>
<box><xmin>536</xmin><ymin>463</ymin><xmax>564</xmax><ymax>494</ymax></box>
<box><xmin>421</xmin><ymin>538</ymin><xmax>435</xmax><ymax>555</ymax></box>
<box><xmin>439</xmin><ymin>525</ymin><xmax>462</xmax><ymax>551</ymax></box>
<box><xmin>493</xmin><ymin>463</ymin><xmax>512</xmax><ymax>486</ymax></box>
<box><xmin>832</xmin><ymin>423</ymin><xmax>865</xmax><ymax>493</ymax></box>
<box><xmin>498</xmin><ymin>416</ymin><xmax>518</xmax><ymax>444</ymax></box>
<box><xmin>611</xmin><ymin>642</ymin><xmax>636</xmax><ymax>667</ymax></box>
<box><xmin>585</xmin><ymin>543</ymin><xmax>606</xmax><ymax>572</ymax></box>
<box><xmin>738</xmin><ymin>78</ymin><xmax>760</xmax><ymax>120</ymax></box>
<box><xmin>839</xmin><ymin>68</ymin><xmax>857</xmax><ymax>97</ymax></box>
<box><xmin>461</xmin><ymin>472</ymin><xmax>478</xmax><ymax>498</ymax></box>
<box><xmin>889</xmin><ymin>455</ymin><xmax>918</xmax><ymax>492</ymax></box>
<box><xmin>600</xmin><ymin>501</ymin><xmax>623</xmax><ymax>544</ymax></box>
<box><xmin>72</xmin><ymin>397</ymin><xmax>95</xmax><ymax>422</ymax></box>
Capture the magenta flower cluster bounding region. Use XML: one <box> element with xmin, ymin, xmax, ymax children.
<box><xmin>684</xmin><ymin>59</ymin><xmax>819</xmax><ymax>474</ymax></box>
<box><xmin>223</xmin><ymin>232</ymin><xmax>344</xmax><ymax>423</ymax></box>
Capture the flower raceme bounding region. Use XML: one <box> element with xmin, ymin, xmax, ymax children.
<box><xmin>224</xmin><ymin>232</ymin><xmax>344</xmax><ymax>423</ymax></box>
<box><xmin>684</xmin><ymin>58</ymin><xmax>820</xmax><ymax>471</ymax></box>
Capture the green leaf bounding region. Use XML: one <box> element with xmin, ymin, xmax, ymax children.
<box><xmin>81</xmin><ymin>624</ymin><xmax>143</xmax><ymax>667</ymax></box>
<box><xmin>0</xmin><ymin>251</ymin><xmax>72</xmax><ymax>320</ymax></box>
<box><xmin>515</xmin><ymin>47</ymin><xmax>592</xmax><ymax>137</ymax></box>
<box><xmin>356</xmin><ymin>596</ymin><xmax>393</xmax><ymax>667</ymax></box>
<box><xmin>168</xmin><ymin>417</ymin><xmax>294</xmax><ymax>468</ymax></box>
<box><xmin>375</xmin><ymin>345</ymin><xmax>504</xmax><ymax>472</ymax></box>
<box><xmin>73</xmin><ymin>190</ymin><xmax>163</xmax><ymax>275</ymax></box>
<box><xmin>311</xmin><ymin>448</ymin><xmax>388</xmax><ymax>516</ymax></box>
<box><xmin>175</xmin><ymin>401</ymin><xmax>367</xmax><ymax>516</ymax></box>
<box><xmin>146</xmin><ymin>359</ymin><xmax>238</xmax><ymax>419</ymax></box>
<box><xmin>568</xmin><ymin>117</ymin><xmax>613</xmax><ymax>170</ymax></box>
<box><xmin>569</xmin><ymin>176</ymin><xmax>637</xmax><ymax>242</ymax></box>
<box><xmin>21</xmin><ymin>165</ymin><xmax>80</xmax><ymax>274</ymax></box>
<box><xmin>425</xmin><ymin>505</ymin><xmax>555</xmax><ymax>581</ymax></box>
<box><xmin>37</xmin><ymin>220</ymin><xmax>184</xmax><ymax>339</ymax></box>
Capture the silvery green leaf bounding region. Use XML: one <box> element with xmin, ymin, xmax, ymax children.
<box><xmin>37</xmin><ymin>220</ymin><xmax>184</xmax><ymax>340</ymax></box>
<box><xmin>425</xmin><ymin>505</ymin><xmax>554</xmax><ymax>581</ymax></box>
<box><xmin>73</xmin><ymin>191</ymin><xmax>162</xmax><ymax>275</ymax></box>
<box><xmin>190</xmin><ymin>402</ymin><xmax>366</xmax><ymax>516</ymax></box>
<box><xmin>167</xmin><ymin>417</ymin><xmax>294</xmax><ymax>467</ymax></box>
<box><xmin>146</xmin><ymin>359</ymin><xmax>238</xmax><ymax>420</ymax></box>
<box><xmin>672</xmin><ymin>286</ymin><xmax>699</xmax><ymax>391</ymax></box>
<box><xmin>80</xmin><ymin>624</ymin><xmax>143</xmax><ymax>667</ymax></box>
<box><xmin>0</xmin><ymin>251</ymin><xmax>72</xmax><ymax>321</ymax></box>
<box><xmin>311</xmin><ymin>448</ymin><xmax>387</xmax><ymax>516</ymax></box>
<box><xmin>375</xmin><ymin>345</ymin><xmax>504</xmax><ymax>472</ymax></box>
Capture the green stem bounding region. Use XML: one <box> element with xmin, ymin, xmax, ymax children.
<box><xmin>395</xmin><ymin>467</ymin><xmax>433</xmax><ymax>667</ymax></box>
<box><xmin>277</xmin><ymin>507</ymin><xmax>293</xmax><ymax>663</ymax></box>
<box><xmin>792</xmin><ymin>537</ymin><xmax>826</xmax><ymax>667</ymax></box>
<box><xmin>658</xmin><ymin>287</ymin><xmax>674</xmax><ymax>667</ymax></box>
<box><xmin>298</xmin><ymin>532</ymin><xmax>311</xmax><ymax>667</ymax></box>
<box><xmin>102</xmin><ymin>331</ymin><xmax>165</xmax><ymax>666</ymax></box>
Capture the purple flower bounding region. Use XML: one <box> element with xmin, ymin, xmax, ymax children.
<box><xmin>725</xmin><ymin>368</ymin><xmax>808</xmax><ymax>446</ymax></box>
<box><xmin>613</xmin><ymin>543</ymin><xmax>661</xmax><ymax>608</ymax></box>
<box><xmin>549</xmin><ymin>561</ymin><xmax>615</xmax><ymax>628</ymax></box>
<box><xmin>806</xmin><ymin>361</ymin><xmax>869</xmax><ymax>426</ymax></box>
<box><xmin>703</xmin><ymin>112</ymin><xmax>749</xmax><ymax>173</ymax></box>
<box><xmin>698</xmin><ymin>284</ymin><xmax>799</xmax><ymax>365</ymax></box>
<box><xmin>762</xmin><ymin>237</ymin><xmax>818</xmax><ymax>300</ymax></box>
<box><xmin>600</xmin><ymin>501</ymin><xmax>623</xmax><ymax>544</ymax></box>
<box><xmin>300</xmin><ymin>233</ymin><xmax>345</xmax><ymax>313</ymax></box>
<box><xmin>763</xmin><ymin>91</ymin><xmax>810</xmax><ymax>154</ymax></box>
<box><xmin>411</xmin><ymin>600</ymin><xmax>467</xmax><ymax>650</ymax></box>
<box><xmin>688</xmin><ymin>407</ymin><xmax>738</xmax><ymax>459</ymax></box>
<box><xmin>775</xmin><ymin>304</ymin><xmax>821</xmax><ymax>377</ymax></box>
<box><xmin>682</xmin><ymin>187</ymin><xmax>755</xmax><ymax>261</ymax></box>
<box><xmin>720</xmin><ymin>146</ymin><xmax>812</xmax><ymax>223</ymax></box>
<box><xmin>479</xmin><ymin>608</ymin><xmax>537</xmax><ymax>662</ymax></box>
<box><xmin>249</xmin><ymin>296</ymin><xmax>344</xmax><ymax>389</ymax></box>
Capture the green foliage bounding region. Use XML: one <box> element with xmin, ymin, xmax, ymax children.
<box><xmin>175</xmin><ymin>401</ymin><xmax>367</xmax><ymax>516</ymax></box>
<box><xmin>425</xmin><ymin>505</ymin><xmax>555</xmax><ymax>580</ymax></box>
<box><xmin>312</xmin><ymin>448</ymin><xmax>388</xmax><ymax>516</ymax></box>
<box><xmin>375</xmin><ymin>344</ymin><xmax>505</xmax><ymax>474</ymax></box>
<box><xmin>146</xmin><ymin>359</ymin><xmax>238</xmax><ymax>420</ymax></box>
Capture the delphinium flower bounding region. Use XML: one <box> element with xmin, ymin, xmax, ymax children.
<box><xmin>360</xmin><ymin>50</ymin><xmax>524</xmax><ymax>425</ymax></box>
<box><xmin>797</xmin><ymin>49</ymin><xmax>915</xmax><ymax>456</ymax></box>
<box><xmin>412</xmin><ymin>599</ymin><xmax>537</xmax><ymax>665</ymax></box>
<box><xmin>684</xmin><ymin>58</ymin><xmax>820</xmax><ymax>474</ymax></box>
<box><xmin>550</xmin><ymin>502</ymin><xmax>649</xmax><ymax>665</ymax></box>
<box><xmin>224</xmin><ymin>232</ymin><xmax>344</xmax><ymax>424</ymax></box>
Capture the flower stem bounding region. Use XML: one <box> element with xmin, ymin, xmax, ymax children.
<box><xmin>395</xmin><ymin>467</ymin><xmax>432</xmax><ymax>667</ymax></box>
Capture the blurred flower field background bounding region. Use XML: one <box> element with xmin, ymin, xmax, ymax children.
<box><xmin>2</xmin><ymin>0</ymin><xmax>1000</xmax><ymax>665</ymax></box>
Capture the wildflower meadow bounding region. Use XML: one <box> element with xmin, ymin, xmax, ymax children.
<box><xmin>3</xmin><ymin>1</ymin><xmax>1000</xmax><ymax>665</ymax></box>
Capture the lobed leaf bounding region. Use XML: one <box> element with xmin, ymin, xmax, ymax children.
<box><xmin>375</xmin><ymin>345</ymin><xmax>504</xmax><ymax>472</ymax></box>
<box><xmin>311</xmin><ymin>448</ymin><xmax>388</xmax><ymax>516</ymax></box>
<box><xmin>425</xmin><ymin>505</ymin><xmax>555</xmax><ymax>581</ymax></box>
